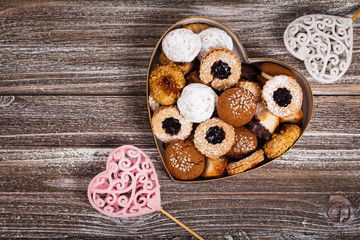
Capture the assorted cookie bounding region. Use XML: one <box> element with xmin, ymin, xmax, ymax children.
<box><xmin>149</xmin><ymin>23</ymin><xmax>305</xmax><ymax>181</ymax></box>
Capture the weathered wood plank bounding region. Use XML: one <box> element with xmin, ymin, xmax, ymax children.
<box><xmin>0</xmin><ymin>95</ymin><xmax>359</xmax><ymax>147</ymax></box>
<box><xmin>0</xmin><ymin>1</ymin><xmax>359</xmax><ymax>95</ymax></box>
<box><xmin>0</xmin><ymin>147</ymin><xmax>359</xmax><ymax>238</ymax></box>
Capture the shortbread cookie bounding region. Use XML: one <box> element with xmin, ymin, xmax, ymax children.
<box><xmin>226</xmin><ymin>149</ymin><xmax>265</xmax><ymax>175</ymax></box>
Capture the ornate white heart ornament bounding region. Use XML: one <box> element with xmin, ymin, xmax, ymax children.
<box><xmin>284</xmin><ymin>14</ymin><xmax>354</xmax><ymax>83</ymax></box>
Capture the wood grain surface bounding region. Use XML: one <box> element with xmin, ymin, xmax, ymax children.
<box><xmin>0</xmin><ymin>0</ymin><xmax>360</xmax><ymax>239</ymax></box>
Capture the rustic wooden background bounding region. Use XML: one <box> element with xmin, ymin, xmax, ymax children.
<box><xmin>0</xmin><ymin>0</ymin><xmax>359</xmax><ymax>239</ymax></box>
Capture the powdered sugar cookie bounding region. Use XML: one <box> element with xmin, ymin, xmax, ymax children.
<box><xmin>198</xmin><ymin>27</ymin><xmax>233</xmax><ymax>60</ymax></box>
<box><xmin>162</xmin><ymin>28</ymin><xmax>201</xmax><ymax>63</ymax></box>
<box><xmin>177</xmin><ymin>83</ymin><xmax>218</xmax><ymax>123</ymax></box>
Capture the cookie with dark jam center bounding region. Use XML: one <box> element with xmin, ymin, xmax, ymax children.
<box><xmin>162</xmin><ymin>117</ymin><xmax>181</xmax><ymax>135</ymax></box>
<box><xmin>273</xmin><ymin>88</ymin><xmax>292</xmax><ymax>107</ymax></box>
<box><xmin>205</xmin><ymin>126</ymin><xmax>226</xmax><ymax>144</ymax></box>
<box><xmin>211</xmin><ymin>60</ymin><xmax>231</xmax><ymax>79</ymax></box>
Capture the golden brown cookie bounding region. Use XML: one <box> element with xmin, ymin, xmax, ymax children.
<box><xmin>164</xmin><ymin>140</ymin><xmax>205</xmax><ymax>180</ymax></box>
<box><xmin>201</xmin><ymin>156</ymin><xmax>228</xmax><ymax>178</ymax></box>
<box><xmin>257</xmin><ymin>62</ymin><xmax>296</xmax><ymax>86</ymax></box>
<box><xmin>149</xmin><ymin>63</ymin><xmax>186</xmax><ymax>105</ymax></box>
<box><xmin>183</xmin><ymin>23</ymin><xmax>212</xmax><ymax>34</ymax></box>
<box><xmin>217</xmin><ymin>88</ymin><xmax>256</xmax><ymax>127</ymax></box>
<box><xmin>226</xmin><ymin>149</ymin><xmax>264</xmax><ymax>175</ymax></box>
<box><xmin>151</xmin><ymin>106</ymin><xmax>193</xmax><ymax>143</ymax></box>
<box><xmin>236</xmin><ymin>80</ymin><xmax>262</xmax><ymax>102</ymax></box>
<box><xmin>226</xmin><ymin>126</ymin><xmax>258</xmax><ymax>159</ymax></box>
<box><xmin>186</xmin><ymin>70</ymin><xmax>203</xmax><ymax>84</ymax></box>
<box><xmin>194</xmin><ymin>118</ymin><xmax>235</xmax><ymax>158</ymax></box>
<box><xmin>279</xmin><ymin>109</ymin><xmax>303</xmax><ymax>125</ymax></box>
<box><xmin>199</xmin><ymin>48</ymin><xmax>241</xmax><ymax>91</ymax></box>
<box><xmin>159</xmin><ymin>52</ymin><xmax>194</xmax><ymax>75</ymax></box>
<box><xmin>264</xmin><ymin>124</ymin><xmax>301</xmax><ymax>159</ymax></box>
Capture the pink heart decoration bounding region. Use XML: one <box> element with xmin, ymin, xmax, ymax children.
<box><xmin>88</xmin><ymin>145</ymin><xmax>161</xmax><ymax>217</ymax></box>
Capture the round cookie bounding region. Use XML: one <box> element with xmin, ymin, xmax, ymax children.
<box><xmin>257</xmin><ymin>62</ymin><xmax>296</xmax><ymax>86</ymax></box>
<box><xmin>264</xmin><ymin>124</ymin><xmax>301</xmax><ymax>159</ymax></box>
<box><xmin>199</xmin><ymin>48</ymin><xmax>241</xmax><ymax>91</ymax></box>
<box><xmin>183</xmin><ymin>23</ymin><xmax>211</xmax><ymax>34</ymax></box>
<box><xmin>149</xmin><ymin>63</ymin><xmax>186</xmax><ymax>106</ymax></box>
<box><xmin>194</xmin><ymin>118</ymin><xmax>235</xmax><ymax>158</ymax></box>
<box><xmin>177</xmin><ymin>83</ymin><xmax>218</xmax><ymax>123</ymax></box>
<box><xmin>201</xmin><ymin>156</ymin><xmax>228</xmax><ymax>178</ymax></box>
<box><xmin>151</xmin><ymin>106</ymin><xmax>193</xmax><ymax>143</ymax></box>
<box><xmin>164</xmin><ymin>140</ymin><xmax>205</xmax><ymax>180</ymax></box>
<box><xmin>198</xmin><ymin>28</ymin><xmax>233</xmax><ymax>60</ymax></box>
<box><xmin>226</xmin><ymin>126</ymin><xmax>258</xmax><ymax>159</ymax></box>
<box><xmin>217</xmin><ymin>88</ymin><xmax>256</xmax><ymax>127</ymax></box>
<box><xmin>236</xmin><ymin>80</ymin><xmax>262</xmax><ymax>102</ymax></box>
<box><xmin>226</xmin><ymin>149</ymin><xmax>265</xmax><ymax>175</ymax></box>
<box><xmin>262</xmin><ymin>75</ymin><xmax>303</xmax><ymax>117</ymax></box>
<box><xmin>162</xmin><ymin>28</ymin><xmax>201</xmax><ymax>63</ymax></box>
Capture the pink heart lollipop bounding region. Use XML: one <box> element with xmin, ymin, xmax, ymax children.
<box><xmin>88</xmin><ymin>145</ymin><xmax>204</xmax><ymax>239</ymax></box>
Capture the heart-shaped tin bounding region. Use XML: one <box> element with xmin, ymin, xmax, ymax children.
<box><xmin>147</xmin><ymin>16</ymin><xmax>313</xmax><ymax>182</ymax></box>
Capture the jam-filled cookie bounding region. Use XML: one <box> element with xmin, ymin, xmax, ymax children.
<box><xmin>226</xmin><ymin>149</ymin><xmax>265</xmax><ymax>175</ymax></box>
<box><xmin>149</xmin><ymin>62</ymin><xmax>186</xmax><ymax>105</ymax></box>
<box><xmin>264</xmin><ymin>124</ymin><xmax>301</xmax><ymax>159</ymax></box>
<box><xmin>177</xmin><ymin>83</ymin><xmax>218</xmax><ymax>123</ymax></box>
<box><xmin>194</xmin><ymin>118</ymin><xmax>235</xmax><ymax>158</ymax></box>
<box><xmin>197</xmin><ymin>28</ymin><xmax>233</xmax><ymax>60</ymax></box>
<box><xmin>151</xmin><ymin>106</ymin><xmax>192</xmax><ymax>143</ymax></box>
<box><xmin>217</xmin><ymin>88</ymin><xmax>256</xmax><ymax>127</ymax></box>
<box><xmin>162</xmin><ymin>28</ymin><xmax>201</xmax><ymax>63</ymax></box>
<box><xmin>201</xmin><ymin>156</ymin><xmax>228</xmax><ymax>178</ymax></box>
<box><xmin>199</xmin><ymin>48</ymin><xmax>241</xmax><ymax>91</ymax></box>
<box><xmin>226</xmin><ymin>126</ymin><xmax>258</xmax><ymax>159</ymax></box>
<box><xmin>262</xmin><ymin>75</ymin><xmax>303</xmax><ymax>117</ymax></box>
<box><xmin>164</xmin><ymin>140</ymin><xmax>205</xmax><ymax>180</ymax></box>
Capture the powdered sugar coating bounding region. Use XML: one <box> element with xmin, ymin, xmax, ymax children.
<box><xmin>237</xmin><ymin>80</ymin><xmax>262</xmax><ymax>102</ymax></box>
<box><xmin>151</xmin><ymin>106</ymin><xmax>193</xmax><ymax>143</ymax></box>
<box><xmin>162</xmin><ymin>28</ymin><xmax>201</xmax><ymax>63</ymax></box>
<box><xmin>194</xmin><ymin>118</ymin><xmax>235</xmax><ymax>158</ymax></box>
<box><xmin>149</xmin><ymin>94</ymin><xmax>161</xmax><ymax>112</ymax></box>
<box><xmin>262</xmin><ymin>75</ymin><xmax>303</xmax><ymax>117</ymax></box>
<box><xmin>198</xmin><ymin>28</ymin><xmax>233</xmax><ymax>60</ymax></box>
<box><xmin>177</xmin><ymin>83</ymin><xmax>218</xmax><ymax>123</ymax></box>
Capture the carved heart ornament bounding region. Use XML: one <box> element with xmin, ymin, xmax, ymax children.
<box><xmin>284</xmin><ymin>14</ymin><xmax>353</xmax><ymax>83</ymax></box>
<box><xmin>88</xmin><ymin>145</ymin><xmax>161</xmax><ymax>218</ymax></box>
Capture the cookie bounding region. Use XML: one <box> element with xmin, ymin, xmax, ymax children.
<box><xmin>186</xmin><ymin>70</ymin><xmax>204</xmax><ymax>85</ymax></box>
<box><xmin>162</xmin><ymin>28</ymin><xmax>201</xmax><ymax>63</ymax></box>
<box><xmin>201</xmin><ymin>156</ymin><xmax>228</xmax><ymax>178</ymax></box>
<box><xmin>280</xmin><ymin>109</ymin><xmax>303</xmax><ymax>125</ymax></box>
<box><xmin>159</xmin><ymin>52</ymin><xmax>195</xmax><ymax>75</ymax></box>
<box><xmin>149</xmin><ymin>63</ymin><xmax>186</xmax><ymax>105</ymax></box>
<box><xmin>164</xmin><ymin>140</ymin><xmax>205</xmax><ymax>180</ymax></box>
<box><xmin>148</xmin><ymin>94</ymin><xmax>161</xmax><ymax>112</ymax></box>
<box><xmin>177</xmin><ymin>83</ymin><xmax>218</xmax><ymax>123</ymax></box>
<box><xmin>247</xmin><ymin>102</ymin><xmax>280</xmax><ymax>141</ymax></box>
<box><xmin>226</xmin><ymin>149</ymin><xmax>265</xmax><ymax>175</ymax></box>
<box><xmin>151</xmin><ymin>106</ymin><xmax>193</xmax><ymax>143</ymax></box>
<box><xmin>236</xmin><ymin>80</ymin><xmax>262</xmax><ymax>102</ymax></box>
<box><xmin>257</xmin><ymin>62</ymin><xmax>296</xmax><ymax>85</ymax></box>
<box><xmin>240</xmin><ymin>63</ymin><xmax>259</xmax><ymax>82</ymax></box>
<box><xmin>194</xmin><ymin>118</ymin><xmax>235</xmax><ymax>158</ymax></box>
<box><xmin>198</xmin><ymin>28</ymin><xmax>233</xmax><ymax>60</ymax></box>
<box><xmin>217</xmin><ymin>88</ymin><xmax>256</xmax><ymax>127</ymax></box>
<box><xmin>264</xmin><ymin>124</ymin><xmax>301</xmax><ymax>159</ymax></box>
<box><xmin>199</xmin><ymin>48</ymin><xmax>241</xmax><ymax>91</ymax></box>
<box><xmin>183</xmin><ymin>23</ymin><xmax>212</xmax><ymax>34</ymax></box>
<box><xmin>226</xmin><ymin>126</ymin><xmax>258</xmax><ymax>159</ymax></box>
<box><xmin>262</xmin><ymin>75</ymin><xmax>303</xmax><ymax>117</ymax></box>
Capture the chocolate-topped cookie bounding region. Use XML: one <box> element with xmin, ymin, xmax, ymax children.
<box><xmin>164</xmin><ymin>140</ymin><xmax>205</xmax><ymax>180</ymax></box>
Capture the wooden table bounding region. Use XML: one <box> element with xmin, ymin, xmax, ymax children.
<box><xmin>1</xmin><ymin>1</ymin><xmax>359</xmax><ymax>239</ymax></box>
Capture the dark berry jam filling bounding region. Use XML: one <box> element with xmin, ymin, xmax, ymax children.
<box><xmin>162</xmin><ymin>117</ymin><xmax>181</xmax><ymax>135</ymax></box>
<box><xmin>205</xmin><ymin>126</ymin><xmax>226</xmax><ymax>144</ymax></box>
<box><xmin>273</xmin><ymin>88</ymin><xmax>292</xmax><ymax>107</ymax></box>
<box><xmin>211</xmin><ymin>60</ymin><xmax>231</xmax><ymax>79</ymax></box>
